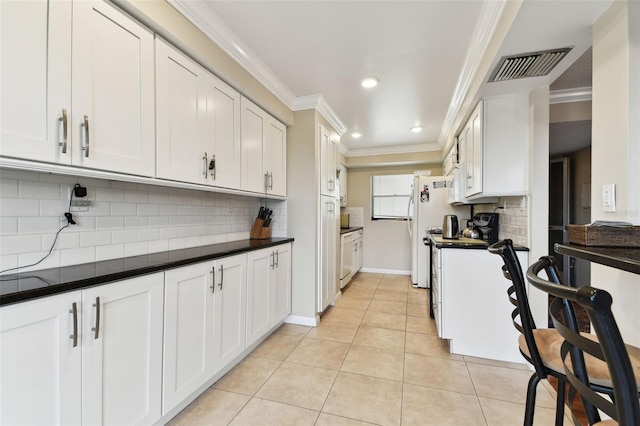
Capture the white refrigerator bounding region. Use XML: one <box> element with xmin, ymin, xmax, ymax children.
<box><xmin>408</xmin><ymin>175</ymin><xmax>467</xmax><ymax>288</ymax></box>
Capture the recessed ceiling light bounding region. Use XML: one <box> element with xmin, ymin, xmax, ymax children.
<box><xmin>351</xmin><ymin>132</ymin><xmax>362</xmax><ymax>139</ymax></box>
<box><xmin>360</xmin><ymin>77</ymin><xmax>379</xmax><ymax>89</ymax></box>
<box><xmin>411</xmin><ymin>126</ymin><xmax>423</xmax><ymax>133</ymax></box>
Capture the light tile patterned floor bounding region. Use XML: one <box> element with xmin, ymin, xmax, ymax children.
<box><xmin>168</xmin><ymin>273</ymin><xmax>571</xmax><ymax>425</ymax></box>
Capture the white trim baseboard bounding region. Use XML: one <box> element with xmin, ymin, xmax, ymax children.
<box><xmin>285</xmin><ymin>314</ymin><xmax>319</xmax><ymax>327</ymax></box>
<box><xmin>359</xmin><ymin>268</ymin><xmax>411</xmax><ymax>275</ymax></box>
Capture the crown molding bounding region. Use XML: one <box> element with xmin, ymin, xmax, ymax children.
<box><xmin>294</xmin><ymin>94</ymin><xmax>348</xmax><ymax>136</ymax></box>
<box><xmin>169</xmin><ymin>0</ymin><xmax>297</xmax><ymax>108</ymax></box>
<box><xmin>345</xmin><ymin>143</ymin><xmax>439</xmax><ymax>158</ymax></box>
<box><xmin>549</xmin><ymin>87</ymin><xmax>592</xmax><ymax>104</ymax></box>
<box><xmin>437</xmin><ymin>0</ymin><xmax>509</xmax><ymax>149</ymax></box>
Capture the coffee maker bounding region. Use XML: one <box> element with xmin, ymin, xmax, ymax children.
<box><xmin>472</xmin><ymin>213</ymin><xmax>499</xmax><ymax>244</ymax></box>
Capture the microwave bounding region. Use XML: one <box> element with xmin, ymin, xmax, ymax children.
<box><xmin>447</xmin><ymin>167</ymin><xmax>466</xmax><ymax>205</ymax></box>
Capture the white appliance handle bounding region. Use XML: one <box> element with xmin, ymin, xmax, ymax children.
<box><xmin>407</xmin><ymin>192</ymin><xmax>413</xmax><ymax>238</ymax></box>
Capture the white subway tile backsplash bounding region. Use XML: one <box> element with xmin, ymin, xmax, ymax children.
<box><xmin>19</xmin><ymin>181</ymin><xmax>62</xmax><ymax>200</ymax></box>
<box><xmin>0</xmin><ymin>170</ymin><xmax>281</xmax><ymax>272</ymax></box>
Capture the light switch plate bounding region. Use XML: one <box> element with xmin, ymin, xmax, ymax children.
<box><xmin>602</xmin><ymin>183</ymin><xmax>616</xmax><ymax>212</ymax></box>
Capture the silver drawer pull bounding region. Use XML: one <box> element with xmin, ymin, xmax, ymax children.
<box><xmin>69</xmin><ymin>302</ymin><xmax>78</xmax><ymax>347</ymax></box>
<box><xmin>59</xmin><ymin>109</ymin><xmax>68</xmax><ymax>154</ymax></box>
<box><xmin>81</xmin><ymin>115</ymin><xmax>90</xmax><ymax>157</ymax></box>
<box><xmin>92</xmin><ymin>297</ymin><xmax>100</xmax><ymax>339</ymax></box>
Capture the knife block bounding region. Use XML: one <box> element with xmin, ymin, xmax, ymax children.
<box><xmin>250</xmin><ymin>218</ymin><xmax>271</xmax><ymax>240</ymax></box>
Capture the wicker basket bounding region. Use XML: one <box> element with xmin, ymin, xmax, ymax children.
<box><xmin>567</xmin><ymin>224</ymin><xmax>640</xmax><ymax>248</ymax></box>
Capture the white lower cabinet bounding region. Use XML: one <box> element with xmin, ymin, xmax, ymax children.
<box><xmin>0</xmin><ymin>274</ymin><xmax>164</xmax><ymax>426</ymax></box>
<box><xmin>163</xmin><ymin>254</ymin><xmax>247</xmax><ymax>415</ymax></box>
<box><xmin>246</xmin><ymin>244</ymin><xmax>291</xmax><ymax>347</ymax></box>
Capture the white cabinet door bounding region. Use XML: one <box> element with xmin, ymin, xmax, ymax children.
<box><xmin>82</xmin><ymin>274</ymin><xmax>163</xmax><ymax>425</ymax></box>
<box><xmin>212</xmin><ymin>253</ymin><xmax>247</xmax><ymax>372</ymax></box>
<box><xmin>319</xmin><ymin>125</ymin><xmax>337</xmax><ymax>197</ymax></box>
<box><xmin>241</xmin><ymin>97</ymin><xmax>267</xmax><ymax>193</ymax></box>
<box><xmin>246</xmin><ymin>248</ymin><xmax>272</xmax><ymax>346</ymax></box>
<box><xmin>72</xmin><ymin>0</ymin><xmax>155</xmax><ymax>176</ymax></box>
<box><xmin>272</xmin><ymin>243</ymin><xmax>291</xmax><ymax>325</ymax></box>
<box><xmin>0</xmin><ymin>0</ymin><xmax>72</xmax><ymax>164</ymax></box>
<box><xmin>0</xmin><ymin>292</ymin><xmax>82</xmax><ymax>425</ymax></box>
<box><xmin>469</xmin><ymin>101</ymin><xmax>484</xmax><ymax>196</ymax></box>
<box><xmin>463</xmin><ymin>121</ymin><xmax>475</xmax><ymax>197</ymax></box>
<box><xmin>162</xmin><ymin>263</ymin><xmax>214</xmax><ymax>414</ymax></box>
<box><xmin>319</xmin><ymin>196</ymin><xmax>338</xmax><ymax>312</ymax></box>
<box><xmin>206</xmin><ymin>75</ymin><xmax>242</xmax><ymax>190</ymax></box>
<box><xmin>156</xmin><ymin>38</ymin><xmax>208</xmax><ymax>184</ymax></box>
<box><xmin>265</xmin><ymin>118</ymin><xmax>287</xmax><ymax>197</ymax></box>
<box><xmin>339</xmin><ymin>164</ymin><xmax>348</xmax><ymax>206</ymax></box>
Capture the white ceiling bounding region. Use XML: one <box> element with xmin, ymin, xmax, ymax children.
<box><xmin>172</xmin><ymin>0</ymin><xmax>612</xmax><ymax>156</ymax></box>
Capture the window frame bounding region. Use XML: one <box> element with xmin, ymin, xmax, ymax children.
<box><xmin>370</xmin><ymin>173</ymin><xmax>414</xmax><ymax>220</ymax></box>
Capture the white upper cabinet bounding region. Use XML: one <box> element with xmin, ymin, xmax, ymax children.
<box><xmin>156</xmin><ymin>38</ymin><xmax>208</xmax><ymax>184</ymax></box>
<box><xmin>0</xmin><ymin>0</ymin><xmax>72</xmax><ymax>164</ymax></box>
<box><xmin>320</xmin><ymin>124</ymin><xmax>338</xmax><ymax>197</ymax></box>
<box><xmin>463</xmin><ymin>94</ymin><xmax>529</xmax><ymax>199</ymax></box>
<box><xmin>71</xmin><ymin>0</ymin><xmax>155</xmax><ymax>176</ymax></box>
<box><xmin>265</xmin><ymin>119</ymin><xmax>287</xmax><ymax>197</ymax></box>
<box><xmin>1</xmin><ymin>0</ymin><xmax>155</xmax><ymax>176</ymax></box>
<box><xmin>339</xmin><ymin>164</ymin><xmax>348</xmax><ymax>207</ymax></box>
<box><xmin>206</xmin><ymin>76</ymin><xmax>242</xmax><ymax>190</ymax></box>
<box><xmin>241</xmin><ymin>96</ymin><xmax>287</xmax><ymax>196</ymax></box>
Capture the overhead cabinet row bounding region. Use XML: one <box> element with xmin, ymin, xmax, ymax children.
<box><xmin>0</xmin><ymin>0</ymin><xmax>286</xmax><ymax>197</ymax></box>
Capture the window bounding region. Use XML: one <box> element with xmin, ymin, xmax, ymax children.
<box><xmin>371</xmin><ymin>174</ymin><xmax>413</xmax><ymax>219</ymax></box>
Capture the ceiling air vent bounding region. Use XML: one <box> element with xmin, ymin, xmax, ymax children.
<box><xmin>489</xmin><ymin>47</ymin><xmax>573</xmax><ymax>82</ymax></box>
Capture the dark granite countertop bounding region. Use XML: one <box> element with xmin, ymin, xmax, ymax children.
<box><xmin>0</xmin><ymin>238</ymin><xmax>294</xmax><ymax>307</ymax></box>
<box><xmin>424</xmin><ymin>234</ymin><xmax>529</xmax><ymax>251</ymax></box>
<box><xmin>555</xmin><ymin>243</ymin><xmax>640</xmax><ymax>275</ymax></box>
<box><xmin>340</xmin><ymin>227</ymin><xmax>363</xmax><ymax>235</ymax></box>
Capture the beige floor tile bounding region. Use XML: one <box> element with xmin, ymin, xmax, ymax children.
<box><xmin>275</xmin><ymin>323</ymin><xmax>312</xmax><ymax>336</ymax></box>
<box><xmin>213</xmin><ymin>357</ymin><xmax>281</xmax><ymax>396</ymax></box>
<box><xmin>466</xmin><ymin>362</ymin><xmax>556</xmax><ymax>408</ymax></box>
<box><xmin>167</xmin><ymin>389</ymin><xmax>250</xmax><ymax>426</ymax></box>
<box><xmin>402</xmin><ymin>383</ymin><xmax>486</xmax><ymax>426</ymax></box>
<box><xmin>367</xmin><ymin>299</ymin><xmax>407</xmax><ymax>315</ymax></box>
<box><xmin>479</xmin><ymin>396</ymin><xmax>573</xmax><ymax>426</ymax></box>
<box><xmin>348</xmin><ymin>280</ymin><xmax>379</xmax><ymax>292</ymax></box>
<box><xmin>405</xmin><ymin>315</ymin><xmax>437</xmax><ymax>335</ymax></box>
<box><xmin>373</xmin><ymin>290</ymin><xmax>408</xmax><ymax>303</ymax></box>
<box><xmin>307</xmin><ymin>321</ymin><xmax>359</xmax><ymax>344</ymax></box>
<box><xmin>407</xmin><ymin>288</ymin><xmax>429</xmax><ymax>305</ymax></box>
<box><xmin>405</xmin><ymin>332</ymin><xmax>463</xmax><ymax>360</ymax></box>
<box><xmin>353</xmin><ymin>272</ymin><xmax>383</xmax><ymax>281</ymax></box>
<box><xmin>406</xmin><ymin>303</ymin><xmax>429</xmax><ymax>317</ymax></box>
<box><xmin>463</xmin><ymin>355</ymin><xmax>530</xmax><ymax>371</ymax></box>
<box><xmin>334</xmin><ymin>295</ymin><xmax>371</xmax><ymax>311</ymax></box>
<box><xmin>323</xmin><ymin>372</ymin><xmax>402</xmax><ymax>426</ymax></box>
<box><xmin>255</xmin><ymin>362</ymin><xmax>337</xmax><ymax>410</ymax></box>
<box><xmin>341</xmin><ymin>345</ymin><xmax>404</xmax><ymax>381</ymax></box>
<box><xmin>362</xmin><ymin>311</ymin><xmax>407</xmax><ymax>331</ymax></box>
<box><xmin>315</xmin><ymin>413</ymin><xmax>378</xmax><ymax>426</ymax></box>
<box><xmin>321</xmin><ymin>306</ymin><xmax>366</xmax><ymax>325</ymax></box>
<box><xmin>404</xmin><ymin>353</ymin><xmax>476</xmax><ymax>394</ymax></box>
<box><xmin>250</xmin><ymin>333</ymin><xmax>303</xmax><ymax>361</ymax></box>
<box><xmin>377</xmin><ymin>282</ymin><xmax>409</xmax><ymax>294</ymax></box>
<box><xmin>286</xmin><ymin>337</ymin><xmax>350</xmax><ymax>369</ymax></box>
<box><xmin>342</xmin><ymin>289</ymin><xmax>375</xmax><ymax>300</ymax></box>
<box><xmin>353</xmin><ymin>326</ymin><xmax>405</xmax><ymax>352</ymax></box>
<box><xmin>229</xmin><ymin>397</ymin><xmax>318</xmax><ymax>425</ymax></box>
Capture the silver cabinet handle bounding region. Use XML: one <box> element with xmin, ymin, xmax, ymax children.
<box><xmin>209</xmin><ymin>154</ymin><xmax>216</xmax><ymax>180</ymax></box>
<box><xmin>264</xmin><ymin>172</ymin><xmax>269</xmax><ymax>191</ymax></box>
<box><xmin>69</xmin><ymin>302</ymin><xmax>78</xmax><ymax>347</ymax></box>
<box><xmin>269</xmin><ymin>172</ymin><xmax>273</xmax><ymax>190</ymax></box>
<box><xmin>210</xmin><ymin>267</ymin><xmax>215</xmax><ymax>293</ymax></box>
<box><xmin>203</xmin><ymin>152</ymin><xmax>208</xmax><ymax>178</ymax></box>
<box><xmin>92</xmin><ymin>297</ymin><xmax>100</xmax><ymax>339</ymax></box>
<box><xmin>270</xmin><ymin>252</ymin><xmax>275</xmax><ymax>269</ymax></box>
<box><xmin>275</xmin><ymin>250</ymin><xmax>279</xmax><ymax>268</ymax></box>
<box><xmin>81</xmin><ymin>115</ymin><xmax>90</xmax><ymax>157</ymax></box>
<box><xmin>218</xmin><ymin>264</ymin><xmax>224</xmax><ymax>290</ymax></box>
<box><xmin>59</xmin><ymin>109</ymin><xmax>68</xmax><ymax>154</ymax></box>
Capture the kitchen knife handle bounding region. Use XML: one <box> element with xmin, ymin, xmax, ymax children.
<box><xmin>59</xmin><ymin>109</ymin><xmax>68</xmax><ymax>154</ymax></box>
<box><xmin>92</xmin><ymin>297</ymin><xmax>100</xmax><ymax>339</ymax></box>
<box><xmin>81</xmin><ymin>115</ymin><xmax>90</xmax><ymax>157</ymax></box>
<box><xmin>69</xmin><ymin>302</ymin><xmax>78</xmax><ymax>347</ymax></box>
<box><xmin>202</xmin><ymin>152</ymin><xmax>208</xmax><ymax>178</ymax></box>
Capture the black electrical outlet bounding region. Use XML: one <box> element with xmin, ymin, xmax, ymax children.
<box><xmin>73</xmin><ymin>184</ymin><xmax>87</xmax><ymax>198</ymax></box>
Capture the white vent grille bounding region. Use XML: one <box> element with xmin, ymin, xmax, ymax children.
<box><xmin>489</xmin><ymin>47</ymin><xmax>572</xmax><ymax>82</ymax></box>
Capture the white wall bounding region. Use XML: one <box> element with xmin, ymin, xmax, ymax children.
<box><xmin>591</xmin><ymin>0</ymin><xmax>640</xmax><ymax>346</ymax></box>
<box><xmin>346</xmin><ymin>165</ymin><xmax>442</xmax><ymax>274</ymax></box>
<box><xmin>0</xmin><ymin>169</ymin><xmax>285</xmax><ymax>273</ymax></box>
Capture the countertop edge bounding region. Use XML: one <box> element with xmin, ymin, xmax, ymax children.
<box><xmin>554</xmin><ymin>243</ymin><xmax>640</xmax><ymax>275</ymax></box>
<box><xmin>0</xmin><ymin>238</ymin><xmax>294</xmax><ymax>307</ymax></box>
<box><xmin>423</xmin><ymin>235</ymin><xmax>529</xmax><ymax>251</ymax></box>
